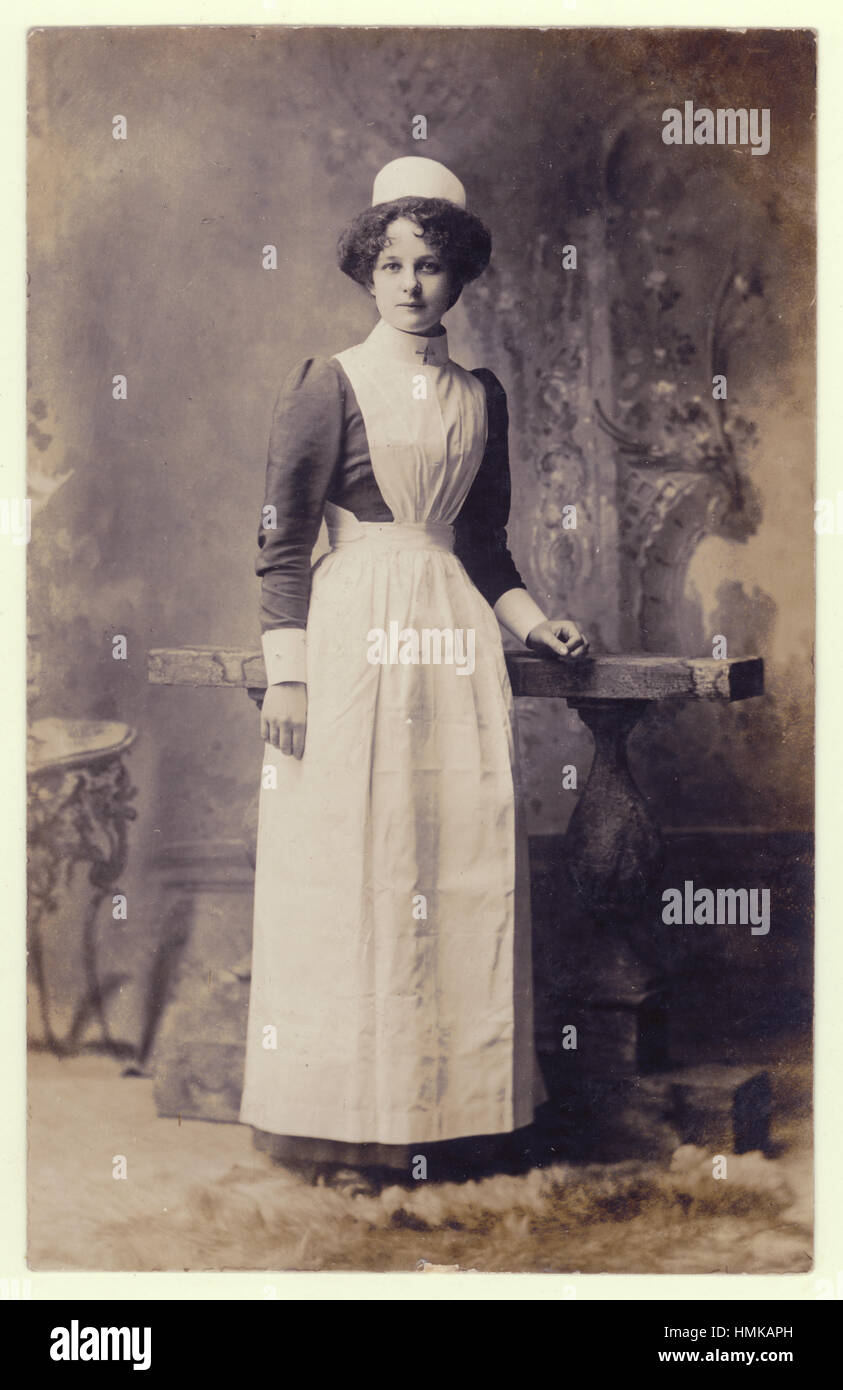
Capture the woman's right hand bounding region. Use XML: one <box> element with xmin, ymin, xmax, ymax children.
<box><xmin>260</xmin><ymin>681</ymin><xmax>308</xmax><ymax>759</ymax></box>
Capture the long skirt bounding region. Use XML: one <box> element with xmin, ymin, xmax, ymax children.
<box><xmin>239</xmin><ymin>519</ymin><xmax>546</xmax><ymax>1163</ymax></box>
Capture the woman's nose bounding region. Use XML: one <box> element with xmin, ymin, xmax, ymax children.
<box><xmin>401</xmin><ymin>272</ymin><xmax>421</xmax><ymax>296</ymax></box>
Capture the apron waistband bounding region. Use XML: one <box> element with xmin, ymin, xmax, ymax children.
<box><xmin>325</xmin><ymin>503</ymin><xmax>455</xmax><ymax>554</ymax></box>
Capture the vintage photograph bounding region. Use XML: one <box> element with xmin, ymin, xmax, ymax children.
<box><xmin>26</xmin><ymin>25</ymin><xmax>815</xmax><ymax>1274</ymax></box>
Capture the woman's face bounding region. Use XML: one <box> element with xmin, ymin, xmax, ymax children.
<box><xmin>368</xmin><ymin>217</ymin><xmax>456</xmax><ymax>334</ymax></box>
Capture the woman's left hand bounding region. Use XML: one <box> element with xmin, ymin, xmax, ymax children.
<box><xmin>525</xmin><ymin>618</ymin><xmax>590</xmax><ymax>660</ymax></box>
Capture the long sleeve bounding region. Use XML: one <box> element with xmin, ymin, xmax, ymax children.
<box><xmin>455</xmin><ymin>368</ymin><xmax>547</xmax><ymax>645</ymax></box>
<box><xmin>256</xmin><ymin>357</ymin><xmax>345</xmax><ymax>683</ymax></box>
<box><xmin>454</xmin><ymin>368</ymin><xmax>529</xmax><ymax>609</ymax></box>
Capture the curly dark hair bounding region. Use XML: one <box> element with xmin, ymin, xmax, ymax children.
<box><xmin>337</xmin><ymin>196</ymin><xmax>492</xmax><ymax>306</ymax></box>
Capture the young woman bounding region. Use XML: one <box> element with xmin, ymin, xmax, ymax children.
<box><xmin>239</xmin><ymin>157</ymin><xmax>589</xmax><ymax>1191</ymax></box>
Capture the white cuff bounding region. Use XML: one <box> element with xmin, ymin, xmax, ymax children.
<box><xmin>493</xmin><ymin>588</ymin><xmax>547</xmax><ymax>646</ymax></box>
<box><xmin>261</xmin><ymin>628</ymin><xmax>307</xmax><ymax>685</ymax></box>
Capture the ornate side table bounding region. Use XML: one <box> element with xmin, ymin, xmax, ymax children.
<box><xmin>27</xmin><ymin>717</ymin><xmax>138</xmax><ymax>1055</ymax></box>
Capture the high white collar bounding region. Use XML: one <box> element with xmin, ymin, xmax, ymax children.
<box><xmin>364</xmin><ymin>316</ymin><xmax>450</xmax><ymax>368</ymax></box>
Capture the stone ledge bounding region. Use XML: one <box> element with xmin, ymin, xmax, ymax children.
<box><xmin>148</xmin><ymin>646</ymin><xmax>764</xmax><ymax>702</ymax></box>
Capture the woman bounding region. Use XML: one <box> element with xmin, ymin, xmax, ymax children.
<box><xmin>239</xmin><ymin>157</ymin><xmax>589</xmax><ymax>1191</ymax></box>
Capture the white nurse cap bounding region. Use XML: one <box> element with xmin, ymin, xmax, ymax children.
<box><xmin>371</xmin><ymin>157</ymin><xmax>467</xmax><ymax>209</ymax></box>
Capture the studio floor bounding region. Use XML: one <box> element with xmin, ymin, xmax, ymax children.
<box><xmin>27</xmin><ymin>1044</ymin><xmax>812</xmax><ymax>1275</ymax></box>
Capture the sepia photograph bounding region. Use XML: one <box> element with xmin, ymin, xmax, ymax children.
<box><xmin>25</xmin><ymin>23</ymin><xmax>815</xmax><ymax>1278</ymax></box>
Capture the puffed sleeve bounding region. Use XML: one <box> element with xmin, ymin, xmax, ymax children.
<box><xmin>256</xmin><ymin>356</ymin><xmax>345</xmax><ymax>684</ymax></box>
<box><xmin>453</xmin><ymin>368</ymin><xmax>528</xmax><ymax>608</ymax></box>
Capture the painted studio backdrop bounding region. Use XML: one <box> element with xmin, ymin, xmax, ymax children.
<box><xmin>26</xmin><ymin>27</ymin><xmax>814</xmax><ymax>1272</ymax></box>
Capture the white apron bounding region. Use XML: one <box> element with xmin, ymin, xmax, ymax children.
<box><xmin>239</xmin><ymin>320</ymin><xmax>546</xmax><ymax>1145</ymax></box>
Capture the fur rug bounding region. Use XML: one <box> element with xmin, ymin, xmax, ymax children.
<box><xmin>28</xmin><ymin>1054</ymin><xmax>812</xmax><ymax>1274</ymax></box>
